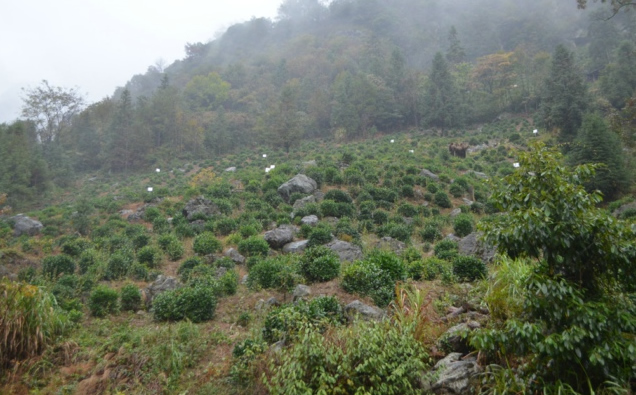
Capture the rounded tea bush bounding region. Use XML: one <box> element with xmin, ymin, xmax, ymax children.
<box><xmin>193</xmin><ymin>232</ymin><xmax>223</xmax><ymax>255</ymax></box>
<box><xmin>307</xmin><ymin>225</ymin><xmax>333</xmax><ymax>247</ymax></box>
<box><xmin>299</xmin><ymin>246</ymin><xmax>340</xmax><ymax>283</ymax></box>
<box><xmin>238</xmin><ymin>236</ymin><xmax>270</xmax><ymax>258</ymax></box>
<box><xmin>153</xmin><ymin>286</ymin><xmax>217</xmax><ymax>323</ymax></box>
<box><xmin>453</xmin><ymin>214</ymin><xmax>474</xmax><ymax>238</ymax></box>
<box><xmin>434</xmin><ymin>239</ymin><xmax>459</xmax><ymax>261</ymax></box>
<box><xmin>137</xmin><ymin>245</ymin><xmax>162</xmax><ymax>268</ymax></box>
<box><xmin>434</xmin><ymin>191</ymin><xmax>452</xmax><ymax>208</ymax></box>
<box><xmin>452</xmin><ymin>255</ymin><xmax>487</xmax><ymax>282</ymax></box>
<box><xmin>89</xmin><ymin>285</ymin><xmax>119</xmax><ymax>317</ymax></box>
<box><xmin>42</xmin><ymin>255</ymin><xmax>76</xmax><ymax>280</ymax></box>
<box><xmin>120</xmin><ymin>283</ymin><xmax>142</xmax><ymax>312</ymax></box>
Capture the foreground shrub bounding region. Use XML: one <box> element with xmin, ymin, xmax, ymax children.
<box><xmin>341</xmin><ymin>250</ymin><xmax>406</xmax><ymax>307</ymax></box>
<box><xmin>299</xmin><ymin>246</ymin><xmax>340</xmax><ymax>283</ymax></box>
<box><xmin>0</xmin><ymin>280</ymin><xmax>69</xmax><ymax>368</ymax></box>
<box><xmin>248</xmin><ymin>256</ymin><xmax>301</xmax><ymax>293</ymax></box>
<box><xmin>307</xmin><ymin>224</ymin><xmax>333</xmax><ymax>247</ymax></box>
<box><xmin>153</xmin><ymin>286</ymin><xmax>217</xmax><ymax>323</ymax></box>
<box><xmin>42</xmin><ymin>254</ymin><xmax>76</xmax><ymax>279</ymax></box>
<box><xmin>89</xmin><ymin>285</ymin><xmax>119</xmax><ymax>317</ymax></box>
<box><xmin>264</xmin><ymin>320</ymin><xmax>429</xmax><ymax>394</ymax></box>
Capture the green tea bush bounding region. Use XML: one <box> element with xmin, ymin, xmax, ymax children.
<box><xmin>215</xmin><ymin>217</ymin><xmax>238</xmax><ymax>236</ymax></box>
<box><xmin>299</xmin><ymin>246</ymin><xmax>340</xmax><ymax>283</ymax></box>
<box><xmin>452</xmin><ymin>255</ymin><xmax>487</xmax><ymax>282</ymax></box>
<box><xmin>421</xmin><ymin>257</ymin><xmax>451</xmax><ymax>280</ymax></box>
<box><xmin>434</xmin><ymin>191</ymin><xmax>452</xmax><ymax>208</ymax></box>
<box><xmin>120</xmin><ymin>283</ymin><xmax>142</xmax><ymax>312</ymax></box>
<box><xmin>452</xmin><ymin>214</ymin><xmax>474</xmax><ymax>237</ymax></box>
<box><xmin>177</xmin><ymin>257</ymin><xmax>204</xmax><ymax>282</ymax></box>
<box><xmin>42</xmin><ymin>255</ymin><xmax>76</xmax><ymax>279</ymax></box>
<box><xmin>153</xmin><ymin>286</ymin><xmax>217</xmax><ymax>323</ymax></box>
<box><xmin>434</xmin><ymin>239</ymin><xmax>459</xmax><ymax>261</ymax></box>
<box><xmin>238</xmin><ymin>236</ymin><xmax>270</xmax><ymax>258</ymax></box>
<box><xmin>60</xmin><ymin>238</ymin><xmax>92</xmax><ymax>257</ymax></box>
<box><xmin>307</xmin><ymin>224</ymin><xmax>333</xmax><ymax>247</ymax></box>
<box><xmin>152</xmin><ymin>216</ymin><xmax>171</xmax><ymax>234</ymax></box>
<box><xmin>89</xmin><ymin>285</ymin><xmax>119</xmax><ymax>317</ymax></box>
<box><xmin>105</xmin><ymin>251</ymin><xmax>134</xmax><ymax>280</ymax></box>
<box><xmin>341</xmin><ymin>250</ymin><xmax>406</xmax><ymax>307</ymax></box>
<box><xmin>419</xmin><ymin>222</ymin><xmax>442</xmax><ymax>242</ymax></box>
<box><xmin>377</xmin><ymin>223</ymin><xmax>412</xmax><ymax>243</ymax></box>
<box><xmin>193</xmin><ymin>232</ymin><xmax>222</xmax><ymax>255</ymax></box>
<box><xmin>137</xmin><ymin>245</ymin><xmax>162</xmax><ymax>268</ymax></box>
<box><xmin>143</xmin><ymin>206</ymin><xmax>162</xmax><ymax>222</ymax></box>
<box><xmin>324</xmin><ymin>189</ymin><xmax>352</xmax><ymax>203</ymax></box>
<box><xmin>217</xmin><ymin>269</ymin><xmax>239</xmax><ymax>296</ymax></box>
<box><xmin>247</xmin><ymin>256</ymin><xmax>301</xmax><ymax>292</ymax></box>
<box><xmin>128</xmin><ymin>263</ymin><xmax>149</xmax><ymax>281</ymax></box>
<box><xmin>372</xmin><ymin>209</ymin><xmax>389</xmax><ymax>225</ymax></box>
<box><xmin>174</xmin><ymin>223</ymin><xmax>196</xmax><ymax>239</ymax></box>
<box><xmin>449</xmin><ymin>183</ymin><xmax>465</xmax><ymax>198</ymax></box>
<box><xmin>397</xmin><ymin>203</ymin><xmax>418</xmax><ymax>217</ymax></box>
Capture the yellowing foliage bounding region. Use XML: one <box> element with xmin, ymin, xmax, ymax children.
<box><xmin>189</xmin><ymin>168</ymin><xmax>216</xmax><ymax>188</ymax></box>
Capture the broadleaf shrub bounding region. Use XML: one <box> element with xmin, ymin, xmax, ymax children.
<box><xmin>42</xmin><ymin>255</ymin><xmax>76</xmax><ymax>279</ymax></box>
<box><xmin>153</xmin><ymin>286</ymin><xmax>217</xmax><ymax>323</ymax></box>
<box><xmin>193</xmin><ymin>232</ymin><xmax>223</xmax><ymax>255</ymax></box>
<box><xmin>299</xmin><ymin>246</ymin><xmax>340</xmax><ymax>283</ymax></box>
<box><xmin>89</xmin><ymin>285</ymin><xmax>119</xmax><ymax>317</ymax></box>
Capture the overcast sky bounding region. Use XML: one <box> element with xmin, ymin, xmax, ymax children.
<box><xmin>0</xmin><ymin>0</ymin><xmax>283</xmax><ymax>123</ymax></box>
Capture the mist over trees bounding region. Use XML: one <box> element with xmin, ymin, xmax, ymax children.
<box><xmin>1</xmin><ymin>0</ymin><xmax>636</xmax><ymax>207</ymax></box>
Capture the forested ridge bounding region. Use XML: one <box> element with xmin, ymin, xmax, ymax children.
<box><xmin>0</xmin><ymin>1</ymin><xmax>635</xmax><ymax>394</ymax></box>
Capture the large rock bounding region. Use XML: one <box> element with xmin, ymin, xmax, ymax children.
<box><xmin>182</xmin><ymin>196</ymin><xmax>220</xmax><ymax>221</ymax></box>
<box><xmin>458</xmin><ymin>232</ymin><xmax>496</xmax><ymax>263</ymax></box>
<box><xmin>437</xmin><ymin>323</ymin><xmax>471</xmax><ymax>353</ymax></box>
<box><xmin>224</xmin><ymin>248</ymin><xmax>245</xmax><ymax>264</ymax></box>
<box><xmin>327</xmin><ymin>240</ymin><xmax>363</xmax><ymax>262</ymax></box>
<box><xmin>144</xmin><ymin>275</ymin><xmax>181</xmax><ymax>307</ymax></box>
<box><xmin>10</xmin><ymin>215</ymin><xmax>43</xmax><ymax>237</ymax></box>
<box><xmin>283</xmin><ymin>240</ymin><xmax>309</xmax><ymax>253</ymax></box>
<box><xmin>344</xmin><ymin>300</ymin><xmax>386</xmax><ymax>322</ymax></box>
<box><xmin>374</xmin><ymin>237</ymin><xmax>406</xmax><ymax>255</ymax></box>
<box><xmin>292</xmin><ymin>284</ymin><xmax>311</xmax><ymax>302</ymax></box>
<box><xmin>420</xmin><ymin>169</ymin><xmax>440</xmax><ymax>181</ymax></box>
<box><xmin>278</xmin><ymin>174</ymin><xmax>318</xmax><ymax>202</ymax></box>
<box><xmin>300</xmin><ymin>215</ymin><xmax>319</xmax><ymax>226</ymax></box>
<box><xmin>264</xmin><ymin>225</ymin><xmax>298</xmax><ymax>249</ymax></box>
<box><xmin>423</xmin><ymin>353</ymin><xmax>482</xmax><ymax>394</ymax></box>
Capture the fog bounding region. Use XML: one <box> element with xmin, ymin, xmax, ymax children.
<box><xmin>0</xmin><ymin>0</ymin><xmax>283</xmax><ymax>123</ymax></box>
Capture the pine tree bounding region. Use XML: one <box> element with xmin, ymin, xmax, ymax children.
<box><xmin>570</xmin><ymin>113</ymin><xmax>629</xmax><ymax>200</ymax></box>
<box><xmin>540</xmin><ymin>45</ymin><xmax>587</xmax><ymax>142</ymax></box>
<box><xmin>446</xmin><ymin>26</ymin><xmax>465</xmax><ymax>64</ymax></box>
<box><xmin>600</xmin><ymin>41</ymin><xmax>636</xmax><ymax>109</ymax></box>
<box><xmin>423</xmin><ymin>52</ymin><xmax>460</xmax><ymax>133</ymax></box>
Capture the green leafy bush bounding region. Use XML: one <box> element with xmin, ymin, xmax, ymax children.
<box><xmin>177</xmin><ymin>257</ymin><xmax>204</xmax><ymax>283</ymax></box>
<box><xmin>137</xmin><ymin>245</ymin><xmax>162</xmax><ymax>268</ymax></box>
<box><xmin>397</xmin><ymin>203</ymin><xmax>418</xmax><ymax>217</ymax></box>
<box><xmin>215</xmin><ymin>217</ymin><xmax>238</xmax><ymax>236</ymax></box>
<box><xmin>153</xmin><ymin>286</ymin><xmax>217</xmax><ymax>323</ymax></box>
<box><xmin>299</xmin><ymin>246</ymin><xmax>340</xmax><ymax>283</ymax></box>
<box><xmin>453</xmin><ymin>214</ymin><xmax>474</xmax><ymax>237</ymax></box>
<box><xmin>452</xmin><ymin>255</ymin><xmax>487</xmax><ymax>282</ymax></box>
<box><xmin>193</xmin><ymin>232</ymin><xmax>223</xmax><ymax>255</ymax></box>
<box><xmin>217</xmin><ymin>269</ymin><xmax>239</xmax><ymax>296</ymax></box>
<box><xmin>434</xmin><ymin>191</ymin><xmax>452</xmax><ymax>208</ymax></box>
<box><xmin>42</xmin><ymin>255</ymin><xmax>76</xmax><ymax>279</ymax></box>
<box><xmin>264</xmin><ymin>320</ymin><xmax>429</xmax><ymax>394</ymax></box>
<box><xmin>324</xmin><ymin>189</ymin><xmax>352</xmax><ymax>203</ymax></box>
<box><xmin>434</xmin><ymin>239</ymin><xmax>459</xmax><ymax>261</ymax></box>
<box><xmin>307</xmin><ymin>224</ymin><xmax>333</xmax><ymax>247</ymax></box>
<box><xmin>247</xmin><ymin>256</ymin><xmax>301</xmax><ymax>292</ymax></box>
<box><xmin>341</xmin><ymin>250</ymin><xmax>406</xmax><ymax>307</ymax></box>
<box><xmin>238</xmin><ymin>236</ymin><xmax>270</xmax><ymax>257</ymax></box>
<box><xmin>120</xmin><ymin>283</ymin><xmax>142</xmax><ymax>312</ymax></box>
<box><xmin>89</xmin><ymin>285</ymin><xmax>119</xmax><ymax>317</ymax></box>
<box><xmin>105</xmin><ymin>251</ymin><xmax>133</xmax><ymax>280</ymax></box>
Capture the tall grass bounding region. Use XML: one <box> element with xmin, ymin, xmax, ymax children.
<box><xmin>0</xmin><ymin>280</ymin><xmax>69</xmax><ymax>368</ymax></box>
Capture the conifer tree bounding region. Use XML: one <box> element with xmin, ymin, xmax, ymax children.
<box><xmin>423</xmin><ymin>52</ymin><xmax>460</xmax><ymax>133</ymax></box>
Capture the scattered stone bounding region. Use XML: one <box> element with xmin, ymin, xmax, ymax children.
<box><xmin>241</xmin><ymin>274</ymin><xmax>248</xmax><ymax>285</ymax></box>
<box><xmin>182</xmin><ymin>196</ymin><xmax>220</xmax><ymax>221</ymax></box>
<box><xmin>424</xmin><ymin>353</ymin><xmax>482</xmax><ymax>394</ymax></box>
<box><xmin>264</xmin><ymin>225</ymin><xmax>298</xmax><ymax>249</ymax></box>
<box><xmin>420</xmin><ymin>169</ymin><xmax>440</xmax><ymax>181</ymax></box>
<box><xmin>225</xmin><ymin>248</ymin><xmax>246</xmax><ymax>265</ymax></box>
<box><xmin>9</xmin><ymin>215</ymin><xmax>43</xmax><ymax>237</ymax></box>
<box><xmin>283</xmin><ymin>240</ymin><xmax>309</xmax><ymax>253</ymax></box>
<box><xmin>445</xmin><ymin>234</ymin><xmax>461</xmax><ymax>243</ymax></box>
<box><xmin>292</xmin><ymin>284</ymin><xmax>311</xmax><ymax>302</ymax></box>
<box><xmin>344</xmin><ymin>300</ymin><xmax>386</xmax><ymax>322</ymax></box>
<box><xmin>458</xmin><ymin>232</ymin><xmax>497</xmax><ymax>263</ymax></box>
<box><xmin>469</xmin><ymin>170</ymin><xmax>488</xmax><ymax>180</ymax></box>
<box><xmin>461</xmin><ymin>198</ymin><xmax>474</xmax><ymax>206</ymax></box>
<box><xmin>300</xmin><ymin>215</ymin><xmax>319</xmax><ymax>226</ymax></box>
<box><xmin>437</xmin><ymin>323</ymin><xmax>471</xmax><ymax>353</ymax></box>
<box><xmin>292</xmin><ymin>195</ymin><xmax>316</xmax><ymax>211</ymax></box>
<box><xmin>323</xmin><ymin>216</ymin><xmax>339</xmax><ymax>227</ymax></box>
<box><xmin>327</xmin><ymin>240</ymin><xmax>363</xmax><ymax>262</ymax></box>
<box><xmin>224</xmin><ymin>167</ymin><xmax>237</xmax><ymax>172</ymax></box>
<box><xmin>278</xmin><ymin>174</ymin><xmax>318</xmax><ymax>202</ymax></box>
<box><xmin>450</xmin><ymin>208</ymin><xmax>462</xmax><ymax>217</ymax></box>
<box><xmin>313</xmin><ymin>190</ymin><xmax>325</xmax><ymax>202</ymax></box>
<box><xmin>144</xmin><ymin>275</ymin><xmax>181</xmax><ymax>307</ymax></box>
<box><xmin>375</xmin><ymin>237</ymin><xmax>406</xmax><ymax>254</ymax></box>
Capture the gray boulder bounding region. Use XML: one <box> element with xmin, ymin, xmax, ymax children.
<box><xmin>423</xmin><ymin>353</ymin><xmax>482</xmax><ymax>394</ymax></box>
<box><xmin>264</xmin><ymin>225</ymin><xmax>298</xmax><ymax>249</ymax></box>
<box><xmin>327</xmin><ymin>240</ymin><xmax>363</xmax><ymax>262</ymax></box>
<box><xmin>224</xmin><ymin>167</ymin><xmax>237</xmax><ymax>172</ymax></box>
<box><xmin>375</xmin><ymin>237</ymin><xmax>406</xmax><ymax>255</ymax></box>
<box><xmin>420</xmin><ymin>169</ymin><xmax>440</xmax><ymax>181</ymax></box>
<box><xmin>182</xmin><ymin>196</ymin><xmax>220</xmax><ymax>221</ymax></box>
<box><xmin>344</xmin><ymin>300</ymin><xmax>386</xmax><ymax>322</ymax></box>
<box><xmin>458</xmin><ymin>232</ymin><xmax>496</xmax><ymax>263</ymax></box>
<box><xmin>144</xmin><ymin>275</ymin><xmax>181</xmax><ymax>307</ymax></box>
<box><xmin>450</xmin><ymin>208</ymin><xmax>462</xmax><ymax>217</ymax></box>
<box><xmin>283</xmin><ymin>240</ymin><xmax>309</xmax><ymax>253</ymax></box>
<box><xmin>437</xmin><ymin>323</ymin><xmax>471</xmax><ymax>353</ymax></box>
<box><xmin>292</xmin><ymin>284</ymin><xmax>311</xmax><ymax>302</ymax></box>
<box><xmin>278</xmin><ymin>174</ymin><xmax>318</xmax><ymax>202</ymax></box>
<box><xmin>613</xmin><ymin>201</ymin><xmax>636</xmax><ymax>218</ymax></box>
<box><xmin>469</xmin><ymin>170</ymin><xmax>488</xmax><ymax>180</ymax></box>
<box><xmin>293</xmin><ymin>195</ymin><xmax>316</xmax><ymax>211</ymax></box>
<box><xmin>313</xmin><ymin>190</ymin><xmax>325</xmax><ymax>202</ymax></box>
<box><xmin>445</xmin><ymin>234</ymin><xmax>462</xmax><ymax>243</ymax></box>
<box><xmin>10</xmin><ymin>215</ymin><xmax>43</xmax><ymax>237</ymax></box>
<box><xmin>300</xmin><ymin>215</ymin><xmax>319</xmax><ymax>226</ymax></box>
<box><xmin>224</xmin><ymin>248</ymin><xmax>246</xmax><ymax>264</ymax></box>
